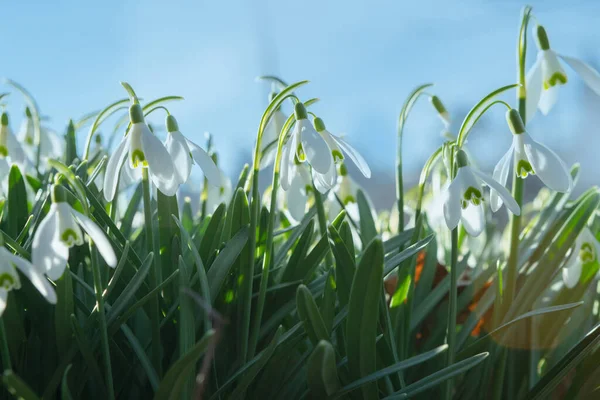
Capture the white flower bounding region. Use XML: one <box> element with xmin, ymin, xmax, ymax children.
<box><xmin>285</xmin><ymin>164</ymin><xmax>313</xmax><ymax>223</ymax></box>
<box><xmin>18</xmin><ymin>108</ymin><xmax>63</xmax><ymax>165</ymax></box>
<box><xmin>490</xmin><ymin>109</ymin><xmax>572</xmax><ymax>211</ymax></box>
<box><xmin>313</xmin><ymin>117</ymin><xmax>371</xmax><ymax>179</ymax></box>
<box><xmin>562</xmin><ymin>228</ymin><xmax>600</xmax><ymax>289</ymax></box>
<box><xmin>0</xmin><ymin>112</ymin><xmax>29</xmax><ymax>169</ymax></box>
<box><xmin>444</xmin><ymin>150</ymin><xmax>520</xmax><ymax>237</ymax></box>
<box><xmin>163</xmin><ymin>115</ymin><xmax>221</xmax><ymax>187</ymax></box>
<box><xmin>260</xmin><ymin>108</ymin><xmax>287</xmax><ymax>170</ymax></box>
<box><xmin>205</xmin><ymin>169</ymin><xmax>232</xmax><ymax>214</ymax></box>
<box><xmin>280</xmin><ymin>103</ymin><xmax>332</xmax><ymax>192</ymax></box>
<box><xmin>0</xmin><ymin>246</ymin><xmax>57</xmax><ymax>316</ymax></box>
<box><xmin>527</xmin><ymin>25</ymin><xmax>600</xmax><ymax>121</ymax></box>
<box><xmin>103</xmin><ymin>104</ymin><xmax>178</xmax><ymax>202</ymax></box>
<box><xmin>33</xmin><ymin>198</ymin><xmax>117</xmax><ymax>280</ymax></box>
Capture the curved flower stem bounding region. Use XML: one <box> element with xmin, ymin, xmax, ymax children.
<box><xmin>443</xmin><ymin>227</ymin><xmax>459</xmax><ymax>400</ymax></box>
<box><xmin>90</xmin><ymin>243</ymin><xmax>115</xmax><ymax>400</ymax></box>
<box><xmin>0</xmin><ymin>317</ymin><xmax>11</xmax><ymax>371</ymax></box>
<box><xmin>243</xmin><ymin>82</ymin><xmax>306</xmax><ymax>362</ymax></box>
<box><xmin>142</xmin><ymin>168</ymin><xmax>162</xmax><ymax>377</ymax></box>
<box><xmin>313</xmin><ymin>186</ymin><xmax>333</xmax><ymax>267</ymax></box>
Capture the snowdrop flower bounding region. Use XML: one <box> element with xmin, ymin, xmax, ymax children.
<box><xmin>205</xmin><ymin>168</ymin><xmax>232</xmax><ymax>214</ymax></box>
<box><xmin>444</xmin><ymin>150</ymin><xmax>520</xmax><ymax>237</ymax></box>
<box><xmin>527</xmin><ymin>25</ymin><xmax>600</xmax><ymax>121</ymax></box>
<box><xmin>280</xmin><ymin>103</ymin><xmax>332</xmax><ymax>192</ymax></box>
<box><xmin>285</xmin><ymin>164</ymin><xmax>313</xmax><ymax>223</ymax></box>
<box><xmin>490</xmin><ymin>109</ymin><xmax>572</xmax><ymax>211</ymax></box>
<box><xmin>163</xmin><ymin>115</ymin><xmax>221</xmax><ymax>187</ymax></box>
<box><xmin>0</xmin><ymin>242</ymin><xmax>57</xmax><ymax>316</ymax></box>
<box><xmin>18</xmin><ymin>107</ymin><xmax>63</xmax><ymax>164</ymax></box>
<box><xmin>33</xmin><ymin>185</ymin><xmax>117</xmax><ymax>280</ymax></box>
<box><xmin>327</xmin><ymin>163</ymin><xmax>363</xmax><ymax>223</ymax></box>
<box><xmin>0</xmin><ymin>112</ymin><xmax>28</xmax><ymax>169</ymax></box>
<box><xmin>260</xmin><ymin>93</ymin><xmax>288</xmax><ymax>170</ymax></box>
<box><xmin>562</xmin><ymin>228</ymin><xmax>600</xmax><ymax>289</ymax></box>
<box><xmin>103</xmin><ymin>103</ymin><xmax>178</xmax><ymax>201</ymax></box>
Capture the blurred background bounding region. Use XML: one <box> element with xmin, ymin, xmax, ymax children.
<box><xmin>3</xmin><ymin>0</ymin><xmax>599</xmax><ymax>209</ymax></box>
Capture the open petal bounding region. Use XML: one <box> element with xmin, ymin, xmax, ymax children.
<box><xmin>490</xmin><ymin>144</ymin><xmax>514</xmax><ymax>212</ymax></box>
<box><xmin>472</xmin><ymin>168</ymin><xmax>520</xmax><ymax>216</ymax></box>
<box><xmin>5</xmin><ymin>250</ymin><xmax>57</xmax><ymax>304</ymax></box>
<box><xmin>165</xmin><ymin>131</ymin><xmax>192</xmax><ymax>185</ymax></box>
<box><xmin>72</xmin><ymin>210</ymin><xmax>117</xmax><ymax>268</ymax></box>
<box><xmin>313</xmin><ymin>162</ymin><xmax>337</xmax><ymax>194</ymax></box>
<box><xmin>332</xmin><ymin>136</ymin><xmax>371</xmax><ymax>178</ymax></box>
<box><xmin>287</xmin><ymin>175</ymin><xmax>308</xmax><ymax>223</ymax></box>
<box><xmin>559</xmin><ymin>54</ymin><xmax>600</xmax><ymax>96</ymax></box>
<box><xmin>0</xmin><ymin>289</ymin><xmax>6</xmax><ymax>316</ymax></box>
<box><xmin>103</xmin><ymin>136</ymin><xmax>129</xmax><ymax>202</ymax></box>
<box><xmin>32</xmin><ymin>208</ymin><xmax>69</xmax><ymax>280</ymax></box>
<box><xmin>526</xmin><ymin>57</ymin><xmax>543</xmax><ymax>123</ymax></box>
<box><xmin>461</xmin><ymin>204</ymin><xmax>485</xmax><ymax>237</ymax></box>
<box><xmin>140</xmin><ymin>126</ymin><xmax>178</xmax><ymax>196</ymax></box>
<box><xmin>281</xmin><ymin>134</ymin><xmax>298</xmax><ymax>191</ymax></box>
<box><xmin>298</xmin><ymin>120</ymin><xmax>332</xmax><ymax>174</ymax></box>
<box><xmin>562</xmin><ymin>255</ymin><xmax>582</xmax><ymax>289</ymax></box>
<box><xmin>187</xmin><ymin>139</ymin><xmax>221</xmax><ymax>186</ymax></box>
<box><xmin>443</xmin><ymin>176</ymin><xmax>462</xmax><ymax>231</ymax></box>
<box><xmin>538</xmin><ymin>85</ymin><xmax>559</xmax><ymax>115</ymax></box>
<box><xmin>522</xmin><ymin>133</ymin><xmax>572</xmax><ymax>192</ymax></box>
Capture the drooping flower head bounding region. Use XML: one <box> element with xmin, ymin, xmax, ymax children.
<box><xmin>0</xmin><ymin>236</ymin><xmax>56</xmax><ymax>316</ymax></box>
<box><xmin>33</xmin><ymin>185</ymin><xmax>117</xmax><ymax>280</ymax></box>
<box><xmin>18</xmin><ymin>107</ymin><xmax>63</xmax><ymax>165</ymax></box>
<box><xmin>103</xmin><ymin>103</ymin><xmax>179</xmax><ymax>201</ymax></box>
<box><xmin>527</xmin><ymin>25</ymin><xmax>600</xmax><ymax>121</ymax></box>
<box><xmin>163</xmin><ymin>114</ymin><xmax>221</xmax><ymax>187</ymax></box>
<box><xmin>562</xmin><ymin>228</ymin><xmax>600</xmax><ymax>289</ymax></box>
<box><xmin>490</xmin><ymin>109</ymin><xmax>572</xmax><ymax>211</ymax></box>
<box><xmin>444</xmin><ymin>150</ymin><xmax>520</xmax><ymax>237</ymax></box>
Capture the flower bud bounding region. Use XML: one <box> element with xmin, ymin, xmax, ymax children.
<box><xmin>313</xmin><ymin>117</ymin><xmax>326</xmax><ymax>132</ymax></box>
<box><xmin>166</xmin><ymin>115</ymin><xmax>179</xmax><ymax>132</ymax></box>
<box><xmin>294</xmin><ymin>103</ymin><xmax>308</xmax><ymax>120</ymax></box>
<box><xmin>506</xmin><ymin>109</ymin><xmax>525</xmax><ymax>135</ymax></box>
<box><xmin>430</xmin><ymin>96</ymin><xmax>450</xmax><ymax>125</ymax></box>
<box><xmin>535</xmin><ymin>25</ymin><xmax>550</xmax><ymax>51</ymax></box>
<box><xmin>129</xmin><ymin>104</ymin><xmax>144</xmax><ymax>124</ymax></box>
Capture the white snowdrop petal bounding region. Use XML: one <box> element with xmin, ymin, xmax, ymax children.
<box><xmin>165</xmin><ymin>131</ymin><xmax>192</xmax><ymax>185</ymax></box>
<box><xmin>562</xmin><ymin>256</ymin><xmax>582</xmax><ymax>289</ymax></box>
<box><xmin>490</xmin><ymin>144</ymin><xmax>514</xmax><ymax>212</ymax></box>
<box><xmin>32</xmin><ymin>206</ymin><xmax>69</xmax><ymax>280</ymax></box>
<box><xmin>103</xmin><ymin>136</ymin><xmax>129</xmax><ymax>202</ymax></box>
<box><xmin>522</xmin><ymin>133</ymin><xmax>572</xmax><ymax>192</ymax></box>
<box><xmin>538</xmin><ymin>85</ymin><xmax>559</xmax><ymax>115</ymax></box>
<box><xmin>139</xmin><ymin>124</ymin><xmax>179</xmax><ymax>196</ymax></box>
<box><xmin>461</xmin><ymin>204</ymin><xmax>485</xmax><ymax>237</ymax></box>
<box><xmin>472</xmin><ymin>168</ymin><xmax>520</xmax><ymax>216</ymax></box>
<box><xmin>6</xmin><ymin>250</ymin><xmax>57</xmax><ymax>304</ymax></box>
<box><xmin>0</xmin><ymin>289</ymin><xmax>6</xmax><ymax>316</ymax></box>
<box><xmin>332</xmin><ymin>136</ymin><xmax>372</xmax><ymax>178</ymax></box>
<box><xmin>279</xmin><ymin>141</ymin><xmax>293</xmax><ymax>191</ymax></box>
<box><xmin>72</xmin><ymin>210</ymin><xmax>117</xmax><ymax>268</ymax></box>
<box><xmin>298</xmin><ymin>120</ymin><xmax>332</xmax><ymax>174</ymax></box>
<box><xmin>443</xmin><ymin>175</ymin><xmax>462</xmax><ymax>231</ymax></box>
<box><xmin>56</xmin><ymin>202</ymin><xmax>84</xmax><ymax>246</ymax></box>
<box><xmin>526</xmin><ymin>57</ymin><xmax>543</xmax><ymax>123</ymax></box>
<box><xmin>287</xmin><ymin>175</ymin><xmax>308</xmax><ymax>223</ymax></box>
<box><xmin>186</xmin><ymin>139</ymin><xmax>222</xmax><ymax>187</ymax></box>
<box><xmin>559</xmin><ymin>54</ymin><xmax>600</xmax><ymax>96</ymax></box>
<box><xmin>313</xmin><ymin>162</ymin><xmax>337</xmax><ymax>194</ymax></box>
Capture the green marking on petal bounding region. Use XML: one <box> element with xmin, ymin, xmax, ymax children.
<box><xmin>0</xmin><ymin>272</ymin><xmax>16</xmax><ymax>290</ymax></box>
<box><xmin>61</xmin><ymin>228</ymin><xmax>79</xmax><ymax>247</ymax></box>
<box><xmin>463</xmin><ymin>187</ymin><xmax>482</xmax><ymax>201</ymax></box>
<box><xmin>0</xmin><ymin>146</ymin><xmax>7</xmax><ymax>157</ymax></box>
<box><xmin>343</xmin><ymin>195</ymin><xmax>356</xmax><ymax>204</ymax></box>
<box><xmin>580</xmin><ymin>242</ymin><xmax>596</xmax><ymax>264</ymax></box>
<box><xmin>332</xmin><ymin>150</ymin><xmax>344</xmax><ymax>163</ymax></box>
<box><xmin>516</xmin><ymin>160</ymin><xmax>534</xmax><ymax>178</ymax></box>
<box><xmin>25</xmin><ymin>136</ymin><xmax>34</xmax><ymax>145</ymax></box>
<box><xmin>296</xmin><ymin>144</ymin><xmax>306</xmax><ymax>162</ymax></box>
<box><xmin>543</xmin><ymin>72</ymin><xmax>567</xmax><ymax>89</ymax></box>
<box><xmin>461</xmin><ymin>200</ymin><xmax>468</xmax><ymax>210</ymax></box>
<box><xmin>131</xmin><ymin>149</ymin><xmax>147</xmax><ymax>168</ymax></box>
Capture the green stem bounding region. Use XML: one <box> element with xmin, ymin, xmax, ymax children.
<box><xmin>90</xmin><ymin>243</ymin><xmax>115</xmax><ymax>400</ymax></box>
<box><xmin>0</xmin><ymin>317</ymin><xmax>11</xmax><ymax>371</ymax></box>
<box><xmin>142</xmin><ymin>169</ymin><xmax>162</xmax><ymax>377</ymax></box>
<box><xmin>444</xmin><ymin>228</ymin><xmax>459</xmax><ymax>400</ymax></box>
<box><xmin>313</xmin><ymin>186</ymin><xmax>333</xmax><ymax>267</ymax></box>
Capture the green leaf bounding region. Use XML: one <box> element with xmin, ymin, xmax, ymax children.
<box><xmin>207</xmin><ymin>226</ymin><xmax>249</xmax><ymax>302</ymax></box>
<box><xmin>321</xmin><ymin>268</ymin><xmax>336</xmax><ymax>334</ymax></box>
<box><xmin>297</xmin><ymin>284</ymin><xmax>329</xmax><ymax>345</ymax></box>
<box><xmin>7</xmin><ymin>165</ymin><xmax>29</xmax><ymax>238</ymax></box>
<box><xmin>2</xmin><ymin>370</ymin><xmax>41</xmax><ymax>400</ymax></box>
<box><xmin>70</xmin><ymin>315</ymin><xmax>108</xmax><ymax>398</ymax></box>
<box><xmin>346</xmin><ymin>237</ymin><xmax>384</xmax><ymax>399</ymax></box>
<box><xmin>119</xmin><ymin>183</ymin><xmax>143</xmax><ymax>238</ymax></box>
<box><xmin>61</xmin><ymin>365</ymin><xmax>73</xmax><ymax>400</ymax></box>
<box><xmin>328</xmin><ymin>224</ymin><xmax>356</xmax><ymax>308</ymax></box>
<box><xmin>54</xmin><ymin>271</ymin><xmax>74</xmax><ymax>355</ymax></box>
<box><xmin>357</xmin><ymin>190</ymin><xmax>377</xmax><ymax>246</ymax></box>
<box><xmin>307</xmin><ymin>340</ymin><xmax>341</xmax><ymax>397</ymax></box>
<box><xmin>384</xmin><ymin>353</ymin><xmax>489</xmax><ymax>398</ymax></box>
<box><xmin>335</xmin><ymin>344</ymin><xmax>448</xmax><ymax>398</ymax></box>
<box><xmin>157</xmin><ymin>190</ymin><xmax>180</xmax><ymax>296</ymax></box>
<box><xmin>199</xmin><ymin>202</ymin><xmax>227</xmax><ymax>264</ymax></box>
<box><xmin>279</xmin><ymin>219</ymin><xmax>315</xmax><ymax>283</ymax></box>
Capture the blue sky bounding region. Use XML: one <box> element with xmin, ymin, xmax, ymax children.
<box><xmin>2</xmin><ymin>0</ymin><xmax>600</xmax><ymax>206</ymax></box>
